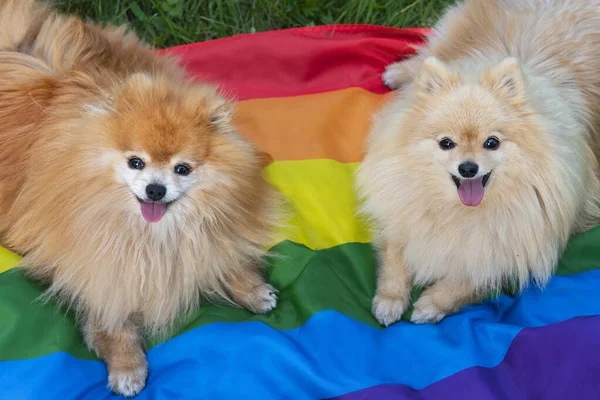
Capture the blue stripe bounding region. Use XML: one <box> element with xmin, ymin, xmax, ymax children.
<box><xmin>2</xmin><ymin>270</ymin><xmax>600</xmax><ymax>400</ymax></box>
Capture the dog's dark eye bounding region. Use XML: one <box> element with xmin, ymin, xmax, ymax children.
<box><xmin>439</xmin><ymin>138</ymin><xmax>456</xmax><ymax>150</ymax></box>
<box><xmin>128</xmin><ymin>157</ymin><xmax>145</xmax><ymax>170</ymax></box>
<box><xmin>174</xmin><ymin>164</ymin><xmax>191</xmax><ymax>176</ymax></box>
<box><xmin>484</xmin><ymin>136</ymin><xmax>500</xmax><ymax>150</ymax></box>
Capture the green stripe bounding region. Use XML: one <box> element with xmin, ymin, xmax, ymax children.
<box><xmin>0</xmin><ymin>268</ymin><xmax>91</xmax><ymax>360</ymax></box>
<box><xmin>554</xmin><ymin>225</ymin><xmax>600</xmax><ymax>275</ymax></box>
<box><xmin>1</xmin><ymin>225</ymin><xmax>600</xmax><ymax>361</ymax></box>
<box><xmin>0</xmin><ymin>241</ymin><xmax>378</xmax><ymax>361</ymax></box>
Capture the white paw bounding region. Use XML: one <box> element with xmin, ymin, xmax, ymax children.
<box><xmin>108</xmin><ymin>367</ymin><xmax>147</xmax><ymax>398</ymax></box>
<box><xmin>239</xmin><ymin>283</ymin><xmax>278</xmax><ymax>314</ymax></box>
<box><xmin>372</xmin><ymin>294</ymin><xmax>409</xmax><ymax>327</ymax></box>
<box><xmin>410</xmin><ymin>294</ymin><xmax>446</xmax><ymax>324</ymax></box>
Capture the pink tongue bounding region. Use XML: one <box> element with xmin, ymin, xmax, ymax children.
<box><xmin>140</xmin><ymin>202</ymin><xmax>167</xmax><ymax>222</ymax></box>
<box><xmin>457</xmin><ymin>177</ymin><xmax>485</xmax><ymax>207</ymax></box>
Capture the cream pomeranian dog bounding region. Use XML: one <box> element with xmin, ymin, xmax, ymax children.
<box><xmin>0</xmin><ymin>0</ymin><xmax>281</xmax><ymax>396</ymax></box>
<box><xmin>357</xmin><ymin>0</ymin><xmax>600</xmax><ymax>327</ymax></box>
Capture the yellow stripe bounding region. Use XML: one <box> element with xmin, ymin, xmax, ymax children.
<box><xmin>266</xmin><ymin>159</ymin><xmax>370</xmax><ymax>250</ymax></box>
<box><xmin>0</xmin><ymin>159</ymin><xmax>369</xmax><ymax>274</ymax></box>
<box><xmin>0</xmin><ymin>246</ymin><xmax>20</xmax><ymax>274</ymax></box>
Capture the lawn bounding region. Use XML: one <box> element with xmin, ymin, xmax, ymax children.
<box><xmin>55</xmin><ymin>0</ymin><xmax>453</xmax><ymax>48</ymax></box>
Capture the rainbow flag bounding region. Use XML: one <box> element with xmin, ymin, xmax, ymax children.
<box><xmin>1</xmin><ymin>25</ymin><xmax>600</xmax><ymax>399</ymax></box>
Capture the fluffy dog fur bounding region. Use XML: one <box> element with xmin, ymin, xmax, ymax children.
<box><xmin>357</xmin><ymin>0</ymin><xmax>600</xmax><ymax>327</ymax></box>
<box><xmin>0</xmin><ymin>0</ymin><xmax>281</xmax><ymax>396</ymax></box>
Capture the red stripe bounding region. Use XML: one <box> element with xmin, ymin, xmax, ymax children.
<box><xmin>159</xmin><ymin>25</ymin><xmax>429</xmax><ymax>100</ymax></box>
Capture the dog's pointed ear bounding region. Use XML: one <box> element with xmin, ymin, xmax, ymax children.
<box><xmin>417</xmin><ymin>57</ymin><xmax>457</xmax><ymax>94</ymax></box>
<box><xmin>257</xmin><ymin>150</ymin><xmax>274</xmax><ymax>168</ymax></box>
<box><xmin>482</xmin><ymin>57</ymin><xmax>525</xmax><ymax>103</ymax></box>
<box><xmin>190</xmin><ymin>84</ymin><xmax>235</xmax><ymax>127</ymax></box>
<box><xmin>207</xmin><ymin>98</ymin><xmax>234</xmax><ymax>126</ymax></box>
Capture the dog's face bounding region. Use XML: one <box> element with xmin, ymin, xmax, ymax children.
<box><xmin>89</xmin><ymin>73</ymin><xmax>260</xmax><ymax>223</ymax></box>
<box><xmin>406</xmin><ymin>57</ymin><xmax>534</xmax><ymax>207</ymax></box>
<box><xmin>116</xmin><ymin>149</ymin><xmax>200</xmax><ymax>223</ymax></box>
<box><xmin>424</xmin><ymin>86</ymin><xmax>510</xmax><ymax>207</ymax></box>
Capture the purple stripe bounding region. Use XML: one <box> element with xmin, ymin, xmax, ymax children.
<box><xmin>328</xmin><ymin>316</ymin><xmax>600</xmax><ymax>400</ymax></box>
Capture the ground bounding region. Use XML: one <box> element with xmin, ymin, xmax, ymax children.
<box><xmin>55</xmin><ymin>0</ymin><xmax>452</xmax><ymax>48</ymax></box>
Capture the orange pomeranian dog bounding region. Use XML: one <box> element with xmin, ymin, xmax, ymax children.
<box><xmin>357</xmin><ymin>0</ymin><xmax>600</xmax><ymax>327</ymax></box>
<box><xmin>0</xmin><ymin>0</ymin><xmax>281</xmax><ymax>396</ymax></box>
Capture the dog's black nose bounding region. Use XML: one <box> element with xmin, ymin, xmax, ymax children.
<box><xmin>146</xmin><ymin>183</ymin><xmax>166</xmax><ymax>201</ymax></box>
<box><xmin>458</xmin><ymin>162</ymin><xmax>479</xmax><ymax>178</ymax></box>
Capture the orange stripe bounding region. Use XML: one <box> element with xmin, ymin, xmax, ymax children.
<box><xmin>234</xmin><ymin>89</ymin><xmax>392</xmax><ymax>163</ymax></box>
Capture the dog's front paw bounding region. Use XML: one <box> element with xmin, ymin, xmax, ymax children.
<box><xmin>108</xmin><ymin>366</ymin><xmax>148</xmax><ymax>398</ymax></box>
<box><xmin>372</xmin><ymin>294</ymin><xmax>409</xmax><ymax>327</ymax></box>
<box><xmin>237</xmin><ymin>283</ymin><xmax>278</xmax><ymax>314</ymax></box>
<box><xmin>410</xmin><ymin>294</ymin><xmax>446</xmax><ymax>324</ymax></box>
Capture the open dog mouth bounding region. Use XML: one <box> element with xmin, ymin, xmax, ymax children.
<box><xmin>451</xmin><ymin>171</ymin><xmax>492</xmax><ymax>207</ymax></box>
<box><xmin>136</xmin><ymin>197</ymin><xmax>172</xmax><ymax>223</ymax></box>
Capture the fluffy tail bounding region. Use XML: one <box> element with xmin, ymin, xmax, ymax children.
<box><xmin>0</xmin><ymin>0</ymin><xmax>185</xmax><ymax>79</ymax></box>
<box><xmin>0</xmin><ymin>0</ymin><xmax>51</xmax><ymax>51</ymax></box>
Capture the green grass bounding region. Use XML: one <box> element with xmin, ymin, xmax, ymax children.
<box><xmin>54</xmin><ymin>0</ymin><xmax>452</xmax><ymax>48</ymax></box>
